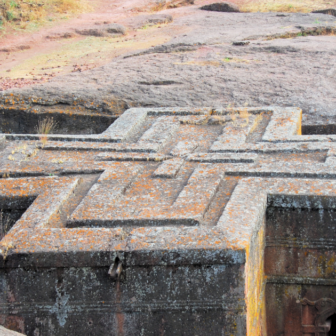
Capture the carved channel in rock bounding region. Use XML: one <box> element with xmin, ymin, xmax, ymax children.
<box><xmin>0</xmin><ymin>196</ymin><xmax>36</xmax><ymax>240</ymax></box>
<box><xmin>302</xmin><ymin>124</ymin><xmax>336</xmax><ymax>135</ymax></box>
<box><xmin>0</xmin><ymin>109</ymin><xmax>116</xmax><ymax>135</ymax></box>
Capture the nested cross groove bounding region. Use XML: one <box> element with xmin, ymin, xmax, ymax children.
<box><xmin>2</xmin><ymin>106</ymin><xmax>336</xmax><ymax>336</ymax></box>
<box><xmin>0</xmin><ymin>108</ymin><xmax>336</xmax><ymax>266</ymax></box>
<box><xmin>67</xmin><ymin>162</ymin><xmax>224</xmax><ymax>228</ymax></box>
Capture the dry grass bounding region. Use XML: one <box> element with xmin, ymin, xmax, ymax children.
<box><xmin>226</xmin><ymin>104</ymin><xmax>266</xmax><ymax>135</ymax></box>
<box><xmin>239</xmin><ymin>0</ymin><xmax>336</xmax><ymax>13</ymax></box>
<box><xmin>227</xmin><ymin>103</ymin><xmax>251</xmax><ymax>128</ymax></box>
<box><xmin>36</xmin><ymin>116</ymin><xmax>57</xmax><ymax>146</ymax></box>
<box><xmin>0</xmin><ymin>0</ymin><xmax>89</xmax><ymax>33</ymax></box>
<box><xmin>150</xmin><ymin>0</ymin><xmax>194</xmax><ymax>12</ymax></box>
<box><xmin>7</xmin><ymin>142</ymin><xmax>39</xmax><ymax>163</ymax></box>
<box><xmin>36</xmin><ymin>116</ymin><xmax>57</xmax><ymax>135</ymax></box>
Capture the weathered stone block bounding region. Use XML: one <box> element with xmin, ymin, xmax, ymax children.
<box><xmin>1</xmin><ymin>106</ymin><xmax>336</xmax><ymax>335</ymax></box>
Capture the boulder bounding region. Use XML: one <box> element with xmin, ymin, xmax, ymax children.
<box><xmin>200</xmin><ymin>2</ymin><xmax>240</xmax><ymax>12</ymax></box>
<box><xmin>76</xmin><ymin>23</ymin><xmax>126</xmax><ymax>37</ymax></box>
<box><xmin>0</xmin><ymin>326</ymin><xmax>25</xmax><ymax>335</ymax></box>
<box><xmin>105</xmin><ymin>24</ymin><xmax>127</xmax><ymax>35</ymax></box>
<box><xmin>312</xmin><ymin>8</ymin><xmax>336</xmax><ymax>17</ymax></box>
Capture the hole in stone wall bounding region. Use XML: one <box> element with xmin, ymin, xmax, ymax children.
<box><xmin>0</xmin><ymin>196</ymin><xmax>36</xmax><ymax>240</ymax></box>
<box><xmin>302</xmin><ymin>124</ymin><xmax>336</xmax><ymax>135</ymax></box>
<box><xmin>0</xmin><ymin>109</ymin><xmax>116</xmax><ymax>135</ymax></box>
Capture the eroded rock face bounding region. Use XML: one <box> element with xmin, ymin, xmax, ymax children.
<box><xmin>200</xmin><ymin>2</ymin><xmax>240</xmax><ymax>12</ymax></box>
<box><xmin>312</xmin><ymin>8</ymin><xmax>336</xmax><ymax>17</ymax></box>
<box><xmin>1</xmin><ymin>106</ymin><xmax>336</xmax><ymax>335</ymax></box>
<box><xmin>2</xmin><ymin>12</ymin><xmax>336</xmax><ymax>127</ymax></box>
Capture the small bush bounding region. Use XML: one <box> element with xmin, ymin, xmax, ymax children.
<box><xmin>36</xmin><ymin>116</ymin><xmax>58</xmax><ymax>146</ymax></box>
<box><xmin>36</xmin><ymin>116</ymin><xmax>58</xmax><ymax>135</ymax></box>
<box><xmin>6</xmin><ymin>10</ymin><xmax>15</xmax><ymax>21</ymax></box>
<box><xmin>9</xmin><ymin>1</ymin><xmax>18</xmax><ymax>8</ymax></box>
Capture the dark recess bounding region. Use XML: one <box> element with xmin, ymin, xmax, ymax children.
<box><xmin>302</xmin><ymin>124</ymin><xmax>336</xmax><ymax>135</ymax></box>
<box><xmin>0</xmin><ymin>196</ymin><xmax>36</xmax><ymax>240</ymax></box>
<box><xmin>0</xmin><ymin>109</ymin><xmax>116</xmax><ymax>135</ymax></box>
<box><xmin>328</xmin><ymin>314</ymin><xmax>336</xmax><ymax>335</ymax></box>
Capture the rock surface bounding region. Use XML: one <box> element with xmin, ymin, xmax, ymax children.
<box><xmin>200</xmin><ymin>2</ymin><xmax>240</xmax><ymax>12</ymax></box>
<box><xmin>127</xmin><ymin>13</ymin><xmax>173</xmax><ymax>29</ymax></box>
<box><xmin>75</xmin><ymin>23</ymin><xmax>126</xmax><ymax>37</ymax></box>
<box><xmin>0</xmin><ymin>44</ymin><xmax>30</xmax><ymax>52</ymax></box>
<box><xmin>312</xmin><ymin>8</ymin><xmax>336</xmax><ymax>17</ymax></box>
<box><xmin>1</xmin><ymin>11</ymin><xmax>336</xmax><ymax>126</ymax></box>
<box><xmin>0</xmin><ymin>326</ymin><xmax>25</xmax><ymax>336</ymax></box>
<box><xmin>143</xmin><ymin>13</ymin><xmax>173</xmax><ymax>25</ymax></box>
<box><xmin>1</xmin><ymin>106</ymin><xmax>336</xmax><ymax>334</ymax></box>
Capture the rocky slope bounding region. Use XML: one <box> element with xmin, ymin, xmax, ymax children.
<box><xmin>1</xmin><ymin>8</ymin><xmax>336</xmax><ymax>126</ymax></box>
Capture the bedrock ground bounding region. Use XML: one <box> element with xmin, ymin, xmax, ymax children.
<box><xmin>1</xmin><ymin>9</ymin><xmax>336</xmax><ymax>126</ymax></box>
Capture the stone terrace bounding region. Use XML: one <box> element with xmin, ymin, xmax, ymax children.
<box><xmin>1</xmin><ymin>106</ymin><xmax>336</xmax><ymax>335</ymax></box>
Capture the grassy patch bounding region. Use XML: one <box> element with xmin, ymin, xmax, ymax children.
<box><xmin>1</xmin><ymin>34</ymin><xmax>168</xmax><ymax>79</ymax></box>
<box><xmin>174</xmin><ymin>57</ymin><xmax>253</xmax><ymax>66</ymax></box>
<box><xmin>265</xmin><ymin>26</ymin><xmax>336</xmax><ymax>40</ymax></box>
<box><xmin>0</xmin><ymin>0</ymin><xmax>89</xmax><ymax>34</ymax></box>
<box><xmin>150</xmin><ymin>0</ymin><xmax>194</xmax><ymax>11</ymax></box>
<box><xmin>223</xmin><ymin>57</ymin><xmax>250</xmax><ymax>63</ymax></box>
<box><xmin>239</xmin><ymin>0</ymin><xmax>336</xmax><ymax>13</ymax></box>
<box><xmin>139</xmin><ymin>22</ymin><xmax>169</xmax><ymax>30</ymax></box>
